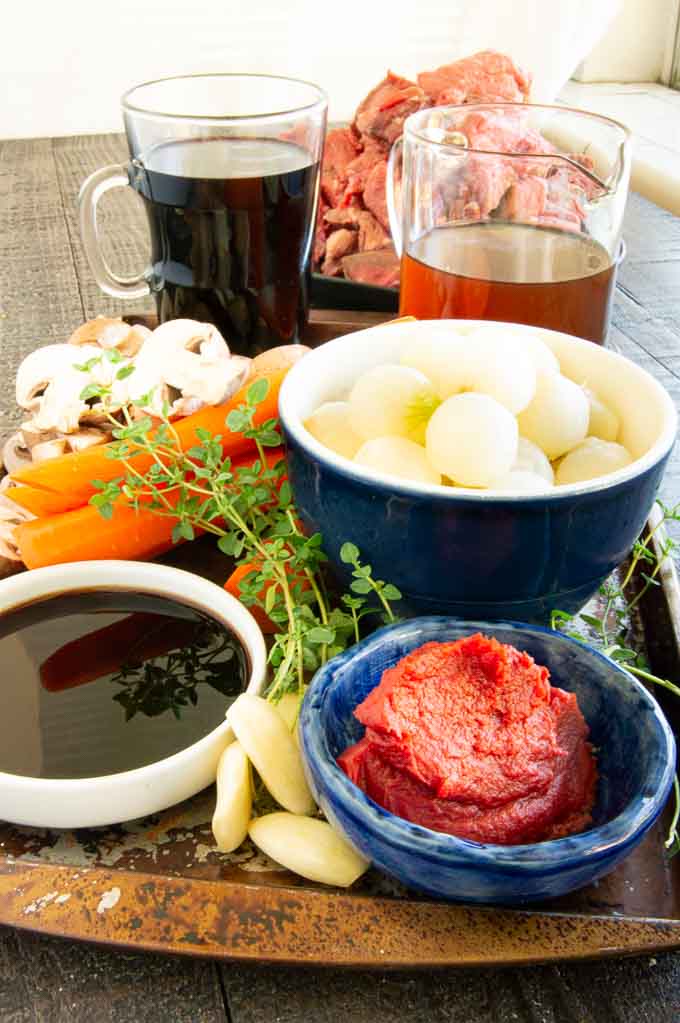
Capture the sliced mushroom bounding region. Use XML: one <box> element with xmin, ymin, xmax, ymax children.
<box><xmin>130</xmin><ymin>320</ymin><xmax>251</xmax><ymax>411</ymax></box>
<box><xmin>19</xmin><ymin>421</ymin><xmax>58</xmax><ymax>451</ymax></box>
<box><xmin>31</xmin><ymin>438</ymin><xmax>68</xmax><ymax>463</ymax></box>
<box><xmin>64</xmin><ymin>427</ymin><xmax>111</xmax><ymax>452</ymax></box>
<box><xmin>68</xmin><ymin>317</ymin><xmax>151</xmax><ymax>357</ymax></box>
<box><xmin>15</xmin><ymin>344</ymin><xmax>90</xmax><ymax>413</ymax></box>
<box><xmin>2</xmin><ymin>432</ymin><xmax>32</xmax><ymax>474</ymax></box>
<box><xmin>0</xmin><ymin>485</ymin><xmax>35</xmax><ymax>562</ymax></box>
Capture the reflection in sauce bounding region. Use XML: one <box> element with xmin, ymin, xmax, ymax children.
<box><xmin>0</xmin><ymin>591</ymin><xmax>248</xmax><ymax>779</ymax></box>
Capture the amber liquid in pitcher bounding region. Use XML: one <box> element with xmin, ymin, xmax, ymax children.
<box><xmin>398</xmin><ymin>223</ymin><xmax>616</xmax><ymax>344</ymax></box>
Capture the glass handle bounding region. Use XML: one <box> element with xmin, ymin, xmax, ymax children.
<box><xmin>386</xmin><ymin>137</ymin><xmax>403</xmax><ymax>259</ymax></box>
<box><xmin>78</xmin><ymin>164</ymin><xmax>151</xmax><ymax>301</ymax></box>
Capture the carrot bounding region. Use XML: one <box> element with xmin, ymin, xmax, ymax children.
<box><xmin>10</xmin><ymin>369</ymin><xmax>287</xmax><ymax>514</ymax></box>
<box><xmin>15</xmin><ymin>497</ymin><xmax>181</xmax><ymax>569</ymax></box>
<box><xmin>4</xmin><ymin>485</ymin><xmax>84</xmax><ymax>518</ymax></box>
<box><xmin>15</xmin><ymin>446</ymin><xmax>288</xmax><ymax>569</ymax></box>
<box><xmin>224</xmin><ymin>519</ymin><xmax>308</xmax><ymax>635</ymax></box>
<box><xmin>225</xmin><ymin>562</ymin><xmax>279</xmax><ymax>633</ymax></box>
<box><xmin>39</xmin><ymin>612</ymin><xmax>198</xmax><ymax>692</ymax></box>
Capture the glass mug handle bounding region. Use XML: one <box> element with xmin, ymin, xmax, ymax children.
<box><xmin>78</xmin><ymin>164</ymin><xmax>151</xmax><ymax>301</ymax></box>
<box><xmin>386</xmin><ymin>137</ymin><xmax>403</xmax><ymax>258</ymax></box>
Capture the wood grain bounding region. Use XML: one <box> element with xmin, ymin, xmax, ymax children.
<box><xmin>222</xmin><ymin>954</ymin><xmax>680</xmax><ymax>1023</ymax></box>
<box><xmin>0</xmin><ymin>139</ymin><xmax>84</xmax><ymax>436</ymax></box>
<box><xmin>0</xmin><ymin>925</ymin><xmax>226</xmax><ymax>1023</ymax></box>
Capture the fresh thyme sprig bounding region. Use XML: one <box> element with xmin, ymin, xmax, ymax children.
<box><xmin>551</xmin><ymin>501</ymin><xmax>680</xmax><ymax>854</ymax></box>
<box><xmin>81</xmin><ymin>373</ymin><xmax>401</xmax><ymax>704</ymax></box>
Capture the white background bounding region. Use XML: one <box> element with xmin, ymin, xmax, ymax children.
<box><xmin>0</xmin><ymin>0</ymin><xmax>623</xmax><ymax>139</ymax></box>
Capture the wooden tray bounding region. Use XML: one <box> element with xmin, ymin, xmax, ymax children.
<box><xmin>1</xmin><ymin>311</ymin><xmax>679</xmax><ymax>968</ymax></box>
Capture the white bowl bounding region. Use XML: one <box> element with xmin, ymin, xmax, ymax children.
<box><xmin>0</xmin><ymin>560</ymin><xmax>266</xmax><ymax>828</ymax></box>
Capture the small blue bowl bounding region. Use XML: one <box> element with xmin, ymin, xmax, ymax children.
<box><xmin>279</xmin><ymin>320</ymin><xmax>677</xmax><ymax>623</ymax></box>
<box><xmin>299</xmin><ymin>617</ymin><xmax>676</xmax><ymax>904</ymax></box>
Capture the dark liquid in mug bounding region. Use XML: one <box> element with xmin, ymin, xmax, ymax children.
<box><xmin>399</xmin><ymin>223</ymin><xmax>616</xmax><ymax>344</ymax></box>
<box><xmin>0</xmin><ymin>590</ymin><xmax>248</xmax><ymax>779</ymax></box>
<box><xmin>131</xmin><ymin>138</ymin><xmax>320</xmax><ymax>355</ymax></box>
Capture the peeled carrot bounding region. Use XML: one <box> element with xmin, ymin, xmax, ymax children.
<box><xmin>4</xmin><ymin>485</ymin><xmax>84</xmax><ymax>518</ymax></box>
<box><xmin>10</xmin><ymin>369</ymin><xmax>287</xmax><ymax>515</ymax></box>
<box><xmin>225</xmin><ymin>563</ymin><xmax>279</xmax><ymax>633</ymax></box>
<box><xmin>15</xmin><ymin>497</ymin><xmax>181</xmax><ymax>569</ymax></box>
<box><xmin>15</xmin><ymin>447</ymin><xmax>288</xmax><ymax>569</ymax></box>
<box><xmin>224</xmin><ymin>518</ymin><xmax>308</xmax><ymax>635</ymax></box>
<box><xmin>39</xmin><ymin>612</ymin><xmax>198</xmax><ymax>692</ymax></box>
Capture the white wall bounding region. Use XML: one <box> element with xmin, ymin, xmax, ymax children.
<box><xmin>0</xmin><ymin>0</ymin><xmax>621</xmax><ymax>139</ymax></box>
<box><xmin>574</xmin><ymin>0</ymin><xmax>677</xmax><ymax>82</ymax></box>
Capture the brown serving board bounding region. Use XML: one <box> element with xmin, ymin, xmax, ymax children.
<box><xmin>1</xmin><ymin>311</ymin><xmax>679</xmax><ymax>968</ymax></box>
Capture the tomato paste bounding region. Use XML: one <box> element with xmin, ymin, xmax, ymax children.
<box><xmin>338</xmin><ymin>634</ymin><xmax>597</xmax><ymax>845</ymax></box>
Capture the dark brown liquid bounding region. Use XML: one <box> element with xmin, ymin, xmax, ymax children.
<box><xmin>131</xmin><ymin>138</ymin><xmax>320</xmax><ymax>355</ymax></box>
<box><xmin>0</xmin><ymin>591</ymin><xmax>248</xmax><ymax>779</ymax></box>
<box><xmin>399</xmin><ymin>223</ymin><xmax>616</xmax><ymax>344</ymax></box>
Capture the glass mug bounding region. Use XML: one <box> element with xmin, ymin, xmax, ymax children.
<box><xmin>79</xmin><ymin>74</ymin><xmax>327</xmax><ymax>355</ymax></box>
<box><xmin>388</xmin><ymin>103</ymin><xmax>631</xmax><ymax>344</ymax></box>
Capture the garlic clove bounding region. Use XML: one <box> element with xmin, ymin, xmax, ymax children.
<box><xmin>226</xmin><ymin>694</ymin><xmax>316</xmax><ymax>816</ymax></box>
<box><xmin>248</xmin><ymin>813</ymin><xmax>370</xmax><ymax>887</ymax></box>
<box><xmin>212</xmin><ymin>740</ymin><xmax>252</xmax><ymax>853</ymax></box>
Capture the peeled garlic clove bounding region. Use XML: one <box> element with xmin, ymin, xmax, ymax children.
<box><xmin>212</xmin><ymin>740</ymin><xmax>252</xmax><ymax>853</ymax></box>
<box><xmin>248</xmin><ymin>813</ymin><xmax>369</xmax><ymax>887</ymax></box>
<box><xmin>226</xmin><ymin>694</ymin><xmax>316</xmax><ymax>815</ymax></box>
<box><xmin>582</xmin><ymin>386</ymin><xmax>620</xmax><ymax>442</ymax></box>
<box><xmin>275</xmin><ymin>690</ymin><xmax>306</xmax><ymax>746</ymax></box>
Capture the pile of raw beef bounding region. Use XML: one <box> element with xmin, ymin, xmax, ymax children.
<box><xmin>313</xmin><ymin>49</ymin><xmax>594</xmax><ymax>288</ymax></box>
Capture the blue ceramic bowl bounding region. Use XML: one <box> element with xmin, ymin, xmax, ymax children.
<box><xmin>299</xmin><ymin>617</ymin><xmax>676</xmax><ymax>904</ymax></box>
<box><xmin>279</xmin><ymin>321</ymin><xmax>677</xmax><ymax>623</ymax></box>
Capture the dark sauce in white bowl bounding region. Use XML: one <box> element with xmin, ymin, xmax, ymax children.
<box><xmin>0</xmin><ymin>590</ymin><xmax>248</xmax><ymax>779</ymax></box>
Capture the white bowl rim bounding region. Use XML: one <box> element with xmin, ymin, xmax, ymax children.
<box><xmin>0</xmin><ymin>560</ymin><xmax>266</xmax><ymax>821</ymax></box>
<box><xmin>280</xmin><ymin>319</ymin><xmax>678</xmax><ymax>502</ymax></box>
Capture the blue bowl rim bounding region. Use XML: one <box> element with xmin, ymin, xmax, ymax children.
<box><xmin>299</xmin><ymin>616</ymin><xmax>677</xmax><ymax>871</ymax></box>
<box><xmin>279</xmin><ymin>320</ymin><xmax>677</xmax><ymax>504</ymax></box>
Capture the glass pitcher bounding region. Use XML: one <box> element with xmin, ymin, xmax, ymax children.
<box><xmin>388</xmin><ymin>103</ymin><xmax>631</xmax><ymax>344</ymax></box>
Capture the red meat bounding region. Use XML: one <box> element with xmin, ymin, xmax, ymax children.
<box><xmin>418</xmin><ymin>50</ymin><xmax>531</xmax><ymax>106</ymax></box>
<box><xmin>313</xmin><ymin>51</ymin><xmax>536</xmax><ymax>282</ymax></box>
<box><xmin>354</xmin><ymin>71</ymin><xmax>427</xmax><ymax>145</ymax></box>
<box><xmin>341</xmin><ymin>248</ymin><xmax>400</xmax><ymax>287</ymax></box>
<box><xmin>363</xmin><ymin>160</ymin><xmax>390</xmax><ymax>229</ymax></box>
<box><xmin>313</xmin><ymin>196</ymin><xmax>329</xmax><ymax>267</ymax></box>
<box><xmin>343</xmin><ymin>138</ymin><xmax>390</xmax><ymax>204</ymax></box>
<box><xmin>320</xmin><ymin>127</ymin><xmax>361</xmax><ymax>207</ymax></box>
<box><xmin>321</xmin><ymin>228</ymin><xmax>358</xmax><ymax>276</ymax></box>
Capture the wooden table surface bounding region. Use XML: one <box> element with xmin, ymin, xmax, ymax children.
<box><xmin>1</xmin><ymin>133</ymin><xmax>680</xmax><ymax>1022</ymax></box>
